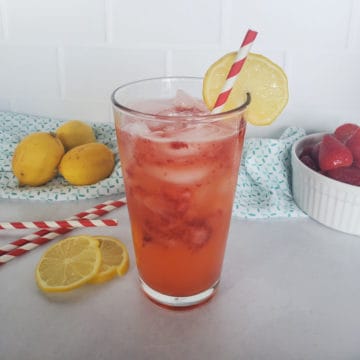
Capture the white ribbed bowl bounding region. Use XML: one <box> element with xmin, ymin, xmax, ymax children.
<box><xmin>291</xmin><ymin>133</ymin><xmax>360</xmax><ymax>236</ymax></box>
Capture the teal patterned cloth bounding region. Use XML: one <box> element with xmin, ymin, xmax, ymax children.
<box><xmin>234</xmin><ymin>126</ymin><xmax>307</xmax><ymax>218</ymax></box>
<box><xmin>0</xmin><ymin>111</ymin><xmax>306</xmax><ymax>219</ymax></box>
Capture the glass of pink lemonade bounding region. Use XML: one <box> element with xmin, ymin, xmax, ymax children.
<box><xmin>112</xmin><ymin>77</ymin><xmax>249</xmax><ymax>308</ymax></box>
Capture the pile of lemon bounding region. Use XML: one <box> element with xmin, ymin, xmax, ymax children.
<box><xmin>12</xmin><ymin>120</ymin><xmax>115</xmax><ymax>187</ymax></box>
<box><xmin>35</xmin><ymin>235</ymin><xmax>129</xmax><ymax>292</ymax></box>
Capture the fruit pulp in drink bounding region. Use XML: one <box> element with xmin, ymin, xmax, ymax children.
<box><xmin>115</xmin><ymin>96</ymin><xmax>246</xmax><ymax>297</ymax></box>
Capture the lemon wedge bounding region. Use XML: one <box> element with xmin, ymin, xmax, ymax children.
<box><xmin>203</xmin><ymin>52</ymin><xmax>289</xmax><ymax>126</ymax></box>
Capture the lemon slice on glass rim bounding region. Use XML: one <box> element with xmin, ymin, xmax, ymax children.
<box><xmin>203</xmin><ymin>52</ymin><xmax>289</xmax><ymax>126</ymax></box>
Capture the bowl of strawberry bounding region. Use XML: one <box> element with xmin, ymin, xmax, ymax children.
<box><xmin>291</xmin><ymin>123</ymin><xmax>360</xmax><ymax>236</ymax></box>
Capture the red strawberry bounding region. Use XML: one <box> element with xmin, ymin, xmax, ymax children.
<box><xmin>318</xmin><ymin>134</ymin><xmax>353</xmax><ymax>171</ymax></box>
<box><xmin>300</xmin><ymin>154</ymin><xmax>318</xmax><ymax>171</ymax></box>
<box><xmin>299</xmin><ymin>142</ymin><xmax>320</xmax><ymax>168</ymax></box>
<box><xmin>326</xmin><ymin>166</ymin><xmax>360</xmax><ymax>186</ymax></box>
<box><xmin>311</xmin><ymin>142</ymin><xmax>320</xmax><ymax>167</ymax></box>
<box><xmin>299</xmin><ymin>145</ymin><xmax>313</xmax><ymax>158</ymax></box>
<box><xmin>346</xmin><ymin>128</ymin><xmax>360</xmax><ymax>167</ymax></box>
<box><xmin>334</xmin><ymin>123</ymin><xmax>359</xmax><ymax>143</ymax></box>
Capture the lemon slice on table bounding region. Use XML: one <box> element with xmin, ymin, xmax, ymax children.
<box><xmin>90</xmin><ymin>236</ymin><xmax>129</xmax><ymax>284</ymax></box>
<box><xmin>35</xmin><ymin>235</ymin><xmax>101</xmax><ymax>293</ymax></box>
<box><xmin>203</xmin><ymin>52</ymin><xmax>289</xmax><ymax>126</ymax></box>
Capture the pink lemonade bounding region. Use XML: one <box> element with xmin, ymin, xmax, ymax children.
<box><xmin>114</xmin><ymin>89</ymin><xmax>246</xmax><ymax>301</ymax></box>
<box><xmin>112</xmin><ymin>78</ymin><xmax>250</xmax><ymax>307</ymax></box>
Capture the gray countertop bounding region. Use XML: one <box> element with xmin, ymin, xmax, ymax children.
<box><xmin>1</xmin><ymin>196</ymin><xmax>359</xmax><ymax>360</ymax></box>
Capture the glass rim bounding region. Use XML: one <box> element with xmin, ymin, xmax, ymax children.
<box><xmin>111</xmin><ymin>76</ymin><xmax>251</xmax><ymax>122</ymax></box>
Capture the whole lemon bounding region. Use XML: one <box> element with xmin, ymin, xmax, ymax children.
<box><xmin>59</xmin><ymin>143</ymin><xmax>115</xmax><ymax>185</ymax></box>
<box><xmin>56</xmin><ymin>120</ymin><xmax>96</xmax><ymax>151</ymax></box>
<box><xmin>12</xmin><ymin>132</ymin><xmax>65</xmax><ymax>186</ymax></box>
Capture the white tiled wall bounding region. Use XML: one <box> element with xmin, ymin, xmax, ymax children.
<box><xmin>0</xmin><ymin>0</ymin><xmax>359</xmax><ymax>137</ymax></box>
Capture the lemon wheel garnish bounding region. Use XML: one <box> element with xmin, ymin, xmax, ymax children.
<box><xmin>35</xmin><ymin>235</ymin><xmax>101</xmax><ymax>293</ymax></box>
<box><xmin>203</xmin><ymin>52</ymin><xmax>289</xmax><ymax>126</ymax></box>
<box><xmin>90</xmin><ymin>236</ymin><xmax>129</xmax><ymax>284</ymax></box>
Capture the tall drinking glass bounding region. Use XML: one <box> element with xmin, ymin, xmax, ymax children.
<box><xmin>112</xmin><ymin>77</ymin><xmax>249</xmax><ymax>308</ymax></box>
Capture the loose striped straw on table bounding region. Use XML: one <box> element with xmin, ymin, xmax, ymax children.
<box><xmin>0</xmin><ymin>218</ymin><xmax>118</xmax><ymax>230</ymax></box>
<box><xmin>211</xmin><ymin>29</ymin><xmax>258</xmax><ymax>114</ymax></box>
<box><xmin>0</xmin><ymin>197</ymin><xmax>127</xmax><ymax>265</ymax></box>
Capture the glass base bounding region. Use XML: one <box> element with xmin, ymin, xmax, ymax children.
<box><xmin>139</xmin><ymin>277</ymin><xmax>220</xmax><ymax>308</ymax></box>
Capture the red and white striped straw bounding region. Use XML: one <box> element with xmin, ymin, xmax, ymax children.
<box><xmin>0</xmin><ymin>197</ymin><xmax>127</xmax><ymax>265</ymax></box>
<box><xmin>211</xmin><ymin>29</ymin><xmax>258</xmax><ymax>114</ymax></box>
<box><xmin>0</xmin><ymin>218</ymin><xmax>118</xmax><ymax>230</ymax></box>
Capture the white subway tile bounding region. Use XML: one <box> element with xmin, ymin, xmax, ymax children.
<box><xmin>0</xmin><ymin>49</ymin><xmax>11</xmax><ymax>98</ymax></box>
<box><xmin>12</xmin><ymin>97</ymin><xmax>111</xmax><ymax>123</ymax></box>
<box><xmin>348</xmin><ymin>0</ymin><xmax>360</xmax><ymax>50</ymax></box>
<box><xmin>170</xmin><ymin>49</ymin><xmax>226</xmax><ymax>77</ymax></box>
<box><xmin>110</xmin><ymin>0</ymin><xmax>221</xmax><ymax>45</ymax></box>
<box><xmin>0</xmin><ymin>97</ymin><xmax>10</xmax><ymax>110</ymax></box>
<box><xmin>170</xmin><ymin>49</ymin><xmax>285</xmax><ymax>77</ymax></box>
<box><xmin>0</xmin><ymin>45</ymin><xmax>59</xmax><ymax>98</ymax></box>
<box><xmin>63</xmin><ymin>47</ymin><xmax>167</xmax><ymax>101</ymax></box>
<box><xmin>6</xmin><ymin>0</ymin><xmax>106</xmax><ymax>44</ymax></box>
<box><xmin>0</xmin><ymin>7</ymin><xmax>4</xmax><ymax>40</ymax></box>
<box><xmin>286</xmin><ymin>50</ymin><xmax>360</xmax><ymax>132</ymax></box>
<box><xmin>226</xmin><ymin>0</ymin><xmax>352</xmax><ymax>51</ymax></box>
